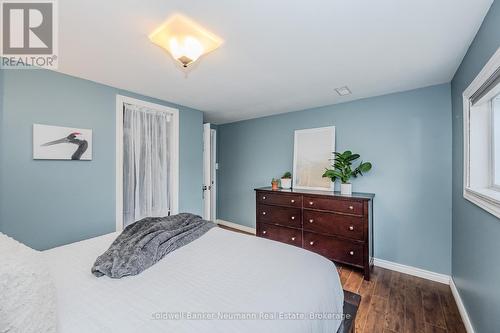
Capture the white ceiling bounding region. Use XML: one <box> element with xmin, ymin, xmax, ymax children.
<box><xmin>57</xmin><ymin>0</ymin><xmax>493</xmax><ymax>124</ymax></box>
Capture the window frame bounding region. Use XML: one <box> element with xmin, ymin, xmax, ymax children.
<box><xmin>490</xmin><ymin>98</ymin><xmax>500</xmax><ymax>190</ymax></box>
<box><xmin>463</xmin><ymin>47</ymin><xmax>500</xmax><ymax>219</ymax></box>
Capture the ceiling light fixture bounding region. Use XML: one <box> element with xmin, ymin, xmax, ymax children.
<box><xmin>335</xmin><ymin>86</ymin><xmax>352</xmax><ymax>96</ymax></box>
<box><xmin>149</xmin><ymin>14</ymin><xmax>223</xmax><ymax>68</ymax></box>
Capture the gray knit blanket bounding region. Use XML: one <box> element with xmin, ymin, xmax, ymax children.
<box><xmin>91</xmin><ymin>213</ymin><xmax>215</xmax><ymax>278</ymax></box>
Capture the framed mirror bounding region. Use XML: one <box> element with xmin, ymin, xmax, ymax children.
<box><xmin>292</xmin><ymin>126</ymin><xmax>335</xmax><ymax>191</ymax></box>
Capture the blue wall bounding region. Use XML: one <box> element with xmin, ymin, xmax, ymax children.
<box><xmin>451</xmin><ymin>0</ymin><xmax>500</xmax><ymax>332</ymax></box>
<box><xmin>0</xmin><ymin>69</ymin><xmax>203</xmax><ymax>250</ymax></box>
<box><xmin>217</xmin><ymin>84</ymin><xmax>452</xmax><ymax>274</ymax></box>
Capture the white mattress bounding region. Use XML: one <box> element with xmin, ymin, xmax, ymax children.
<box><xmin>43</xmin><ymin>227</ymin><xmax>344</xmax><ymax>333</ymax></box>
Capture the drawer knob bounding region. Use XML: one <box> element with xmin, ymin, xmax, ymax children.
<box><xmin>291</xmin><ymin>199</ymin><xmax>295</xmax><ymax>203</ymax></box>
<box><xmin>291</xmin><ymin>216</ymin><xmax>295</xmax><ymax>220</ymax></box>
<box><xmin>262</xmin><ymin>211</ymin><xmax>266</xmax><ymax>215</ymax></box>
<box><xmin>349</xmin><ymin>251</ymin><xmax>354</xmax><ymax>256</ymax></box>
<box><xmin>309</xmin><ymin>241</ymin><xmax>315</xmax><ymax>246</ymax></box>
<box><xmin>309</xmin><ymin>201</ymin><xmax>314</xmax><ymax>205</ymax></box>
<box><xmin>291</xmin><ymin>237</ymin><xmax>296</xmax><ymax>241</ymax></box>
<box><xmin>262</xmin><ymin>230</ymin><xmax>267</xmax><ymax>235</ymax></box>
<box><xmin>262</xmin><ymin>196</ymin><xmax>266</xmax><ymax>200</ymax></box>
<box><xmin>349</xmin><ymin>225</ymin><xmax>354</xmax><ymax>231</ymax></box>
<box><xmin>349</xmin><ymin>205</ymin><xmax>354</xmax><ymax>210</ymax></box>
<box><xmin>309</xmin><ymin>219</ymin><xmax>314</xmax><ymax>223</ymax></box>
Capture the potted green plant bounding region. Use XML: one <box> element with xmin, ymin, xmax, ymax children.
<box><xmin>281</xmin><ymin>171</ymin><xmax>292</xmax><ymax>189</ymax></box>
<box><xmin>322</xmin><ymin>150</ymin><xmax>372</xmax><ymax>195</ymax></box>
<box><xmin>271</xmin><ymin>178</ymin><xmax>280</xmax><ymax>190</ymax></box>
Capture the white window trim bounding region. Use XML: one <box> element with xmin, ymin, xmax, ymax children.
<box><xmin>463</xmin><ymin>47</ymin><xmax>500</xmax><ymax>219</ymax></box>
<box><xmin>490</xmin><ymin>100</ymin><xmax>500</xmax><ymax>190</ymax></box>
<box><xmin>115</xmin><ymin>95</ymin><xmax>179</xmax><ymax>232</ymax></box>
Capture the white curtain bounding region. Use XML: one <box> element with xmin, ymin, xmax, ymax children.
<box><xmin>123</xmin><ymin>103</ymin><xmax>172</xmax><ymax>226</ymax></box>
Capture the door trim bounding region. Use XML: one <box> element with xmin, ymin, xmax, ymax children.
<box><xmin>211</xmin><ymin>128</ymin><xmax>217</xmax><ymax>221</ymax></box>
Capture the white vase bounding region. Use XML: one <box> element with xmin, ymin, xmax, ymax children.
<box><xmin>281</xmin><ymin>178</ymin><xmax>292</xmax><ymax>189</ymax></box>
<box><xmin>340</xmin><ymin>183</ymin><xmax>352</xmax><ymax>195</ymax></box>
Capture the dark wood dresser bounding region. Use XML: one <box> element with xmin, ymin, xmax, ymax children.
<box><xmin>255</xmin><ymin>187</ymin><xmax>374</xmax><ymax>280</ymax></box>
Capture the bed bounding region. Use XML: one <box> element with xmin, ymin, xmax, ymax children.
<box><xmin>42</xmin><ymin>226</ymin><xmax>359</xmax><ymax>333</ymax></box>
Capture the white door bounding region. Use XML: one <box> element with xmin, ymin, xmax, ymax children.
<box><xmin>203</xmin><ymin>123</ymin><xmax>216</xmax><ymax>220</ymax></box>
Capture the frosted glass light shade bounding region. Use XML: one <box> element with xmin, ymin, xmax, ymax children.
<box><xmin>149</xmin><ymin>15</ymin><xmax>223</xmax><ymax>67</ymax></box>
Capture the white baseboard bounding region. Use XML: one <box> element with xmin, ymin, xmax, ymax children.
<box><xmin>372</xmin><ymin>259</ymin><xmax>474</xmax><ymax>332</ymax></box>
<box><xmin>373</xmin><ymin>258</ymin><xmax>450</xmax><ymax>285</ymax></box>
<box><xmin>215</xmin><ymin>220</ymin><xmax>450</xmax><ymax>285</ymax></box>
<box><xmin>450</xmin><ymin>278</ymin><xmax>475</xmax><ymax>333</ymax></box>
<box><xmin>216</xmin><ymin>221</ymin><xmax>474</xmax><ymax>331</ymax></box>
<box><xmin>217</xmin><ymin>219</ymin><xmax>474</xmax><ymax>330</ymax></box>
<box><xmin>216</xmin><ymin>219</ymin><xmax>256</xmax><ymax>235</ymax></box>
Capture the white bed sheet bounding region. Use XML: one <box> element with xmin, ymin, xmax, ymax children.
<box><xmin>43</xmin><ymin>227</ymin><xmax>344</xmax><ymax>333</ymax></box>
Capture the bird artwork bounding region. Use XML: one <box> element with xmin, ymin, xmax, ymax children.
<box><xmin>33</xmin><ymin>124</ymin><xmax>92</xmax><ymax>160</ymax></box>
<box><xmin>42</xmin><ymin>132</ymin><xmax>89</xmax><ymax>160</ymax></box>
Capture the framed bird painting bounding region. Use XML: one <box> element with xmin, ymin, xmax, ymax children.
<box><xmin>33</xmin><ymin>124</ymin><xmax>92</xmax><ymax>160</ymax></box>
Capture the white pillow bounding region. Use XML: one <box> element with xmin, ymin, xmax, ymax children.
<box><xmin>0</xmin><ymin>233</ymin><xmax>57</xmax><ymax>333</ymax></box>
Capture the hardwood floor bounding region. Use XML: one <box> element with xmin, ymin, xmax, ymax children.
<box><xmin>338</xmin><ymin>265</ymin><xmax>466</xmax><ymax>333</ymax></box>
<box><xmin>217</xmin><ymin>225</ymin><xmax>467</xmax><ymax>333</ymax></box>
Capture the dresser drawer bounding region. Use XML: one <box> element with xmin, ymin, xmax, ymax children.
<box><xmin>303</xmin><ymin>196</ymin><xmax>363</xmax><ymax>215</ymax></box>
<box><xmin>258</xmin><ymin>223</ymin><xmax>302</xmax><ymax>247</ymax></box>
<box><xmin>303</xmin><ymin>210</ymin><xmax>364</xmax><ymax>240</ymax></box>
<box><xmin>257</xmin><ymin>204</ymin><xmax>301</xmax><ymax>228</ymax></box>
<box><xmin>255</xmin><ymin>187</ymin><xmax>374</xmax><ymax>280</ymax></box>
<box><xmin>303</xmin><ymin>231</ymin><xmax>363</xmax><ymax>266</ymax></box>
<box><xmin>257</xmin><ymin>192</ymin><xmax>302</xmax><ymax>208</ymax></box>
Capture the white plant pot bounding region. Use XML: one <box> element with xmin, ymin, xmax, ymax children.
<box><xmin>340</xmin><ymin>183</ymin><xmax>352</xmax><ymax>195</ymax></box>
<box><xmin>281</xmin><ymin>178</ymin><xmax>292</xmax><ymax>189</ymax></box>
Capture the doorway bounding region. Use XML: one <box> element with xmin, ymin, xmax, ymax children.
<box><xmin>115</xmin><ymin>95</ymin><xmax>179</xmax><ymax>231</ymax></box>
<box><xmin>203</xmin><ymin>123</ymin><xmax>217</xmax><ymax>221</ymax></box>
